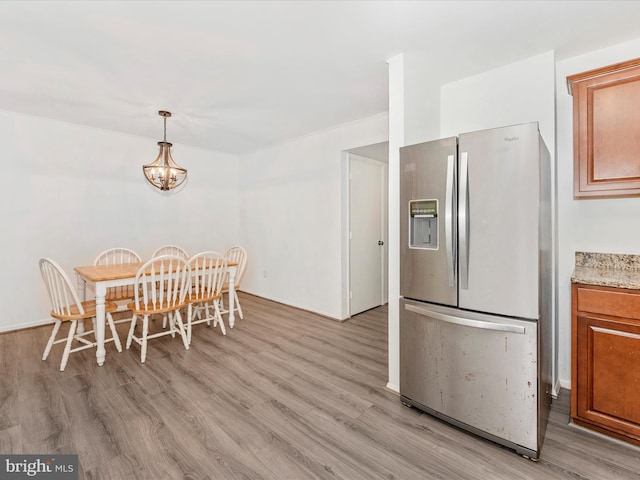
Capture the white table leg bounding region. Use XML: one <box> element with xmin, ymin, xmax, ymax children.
<box><xmin>94</xmin><ymin>282</ymin><xmax>107</xmax><ymax>366</ymax></box>
<box><xmin>76</xmin><ymin>274</ymin><xmax>87</xmax><ymax>335</ymax></box>
<box><xmin>228</xmin><ymin>266</ymin><xmax>236</xmax><ymax>328</ymax></box>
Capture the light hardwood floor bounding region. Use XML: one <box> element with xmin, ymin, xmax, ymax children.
<box><xmin>1</xmin><ymin>294</ymin><xmax>639</xmax><ymax>479</ymax></box>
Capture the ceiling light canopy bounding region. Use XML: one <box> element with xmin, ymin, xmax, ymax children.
<box><xmin>143</xmin><ymin>110</ymin><xmax>187</xmax><ymax>192</ymax></box>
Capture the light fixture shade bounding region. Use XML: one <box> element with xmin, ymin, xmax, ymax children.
<box><xmin>143</xmin><ymin>110</ymin><xmax>187</xmax><ymax>192</ymax></box>
<box><xmin>143</xmin><ymin>141</ymin><xmax>187</xmax><ymax>191</ymax></box>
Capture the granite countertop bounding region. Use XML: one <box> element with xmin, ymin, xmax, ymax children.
<box><xmin>571</xmin><ymin>252</ymin><xmax>640</xmax><ymax>289</ymax></box>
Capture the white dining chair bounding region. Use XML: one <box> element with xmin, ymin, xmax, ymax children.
<box><xmin>40</xmin><ymin>257</ymin><xmax>121</xmax><ymax>371</ymax></box>
<box><xmin>151</xmin><ymin>246</ymin><xmax>188</xmax><ymax>328</ymax></box>
<box><xmin>125</xmin><ymin>255</ymin><xmax>191</xmax><ymax>363</ymax></box>
<box><xmin>151</xmin><ymin>245</ymin><xmax>189</xmax><ymax>259</ymax></box>
<box><xmin>187</xmin><ymin>251</ymin><xmax>227</xmax><ymax>345</ymax></box>
<box><xmin>93</xmin><ymin>247</ymin><xmax>142</xmax><ymax>324</ymax></box>
<box><xmin>220</xmin><ymin>246</ymin><xmax>247</xmax><ymax>321</ymax></box>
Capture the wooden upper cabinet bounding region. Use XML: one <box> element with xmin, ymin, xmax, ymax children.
<box><xmin>567</xmin><ymin>58</ymin><xmax>640</xmax><ymax>198</ymax></box>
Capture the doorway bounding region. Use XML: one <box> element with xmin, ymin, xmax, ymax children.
<box><xmin>347</xmin><ymin>142</ymin><xmax>389</xmax><ymax>317</ymax></box>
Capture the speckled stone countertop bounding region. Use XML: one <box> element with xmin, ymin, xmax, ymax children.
<box><xmin>571</xmin><ymin>252</ymin><xmax>640</xmax><ymax>289</ymax></box>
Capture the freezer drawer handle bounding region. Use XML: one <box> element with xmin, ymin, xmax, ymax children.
<box><xmin>405</xmin><ymin>303</ymin><xmax>526</xmax><ymax>334</ymax></box>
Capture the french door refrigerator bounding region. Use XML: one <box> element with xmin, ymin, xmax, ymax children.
<box><xmin>399</xmin><ymin>122</ymin><xmax>552</xmax><ymax>459</ymax></box>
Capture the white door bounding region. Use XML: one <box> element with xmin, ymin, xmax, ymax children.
<box><xmin>349</xmin><ymin>154</ymin><xmax>387</xmax><ymax>316</ymax></box>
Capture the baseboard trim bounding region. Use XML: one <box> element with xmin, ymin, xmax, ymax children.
<box><xmin>0</xmin><ymin>318</ymin><xmax>52</xmax><ymax>335</ymax></box>
<box><xmin>240</xmin><ymin>290</ymin><xmax>344</xmax><ymax>322</ymax></box>
<box><xmin>386</xmin><ymin>382</ymin><xmax>399</xmax><ymax>393</ymax></box>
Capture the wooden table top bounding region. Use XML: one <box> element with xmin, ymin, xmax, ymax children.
<box><xmin>74</xmin><ymin>261</ymin><xmax>238</xmax><ymax>282</ymax></box>
<box><xmin>74</xmin><ymin>262</ymin><xmax>144</xmax><ymax>282</ymax></box>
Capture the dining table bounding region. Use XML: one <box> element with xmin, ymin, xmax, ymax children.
<box><xmin>74</xmin><ymin>260</ymin><xmax>238</xmax><ymax>366</ymax></box>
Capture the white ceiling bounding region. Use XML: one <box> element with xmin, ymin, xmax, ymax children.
<box><xmin>2</xmin><ymin>1</ymin><xmax>640</xmax><ymax>154</ymax></box>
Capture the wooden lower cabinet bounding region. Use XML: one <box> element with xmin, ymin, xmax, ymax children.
<box><xmin>571</xmin><ymin>283</ymin><xmax>640</xmax><ymax>446</ymax></box>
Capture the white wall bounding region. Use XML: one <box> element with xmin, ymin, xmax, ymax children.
<box><xmin>1</xmin><ymin>110</ymin><xmax>239</xmax><ymax>332</ymax></box>
<box><xmin>237</xmin><ymin>113</ymin><xmax>388</xmax><ymax>320</ymax></box>
<box><xmin>555</xmin><ymin>38</ymin><xmax>640</xmax><ymax>388</ymax></box>
<box><xmin>441</xmin><ymin>51</ymin><xmax>556</xmax><ymax>150</ymax></box>
<box><xmin>403</xmin><ymin>51</ymin><xmax>442</xmax><ymax>146</ymax></box>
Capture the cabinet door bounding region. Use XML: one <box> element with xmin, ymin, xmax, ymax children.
<box><xmin>568</xmin><ymin>58</ymin><xmax>640</xmax><ymax>198</ymax></box>
<box><xmin>574</xmin><ymin>312</ymin><xmax>640</xmax><ymax>442</ymax></box>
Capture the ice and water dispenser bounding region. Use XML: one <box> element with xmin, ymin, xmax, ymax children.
<box><xmin>409</xmin><ymin>199</ymin><xmax>438</xmax><ymax>249</ymax></box>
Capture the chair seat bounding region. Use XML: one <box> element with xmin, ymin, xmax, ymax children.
<box><xmin>189</xmin><ymin>291</ymin><xmax>222</xmax><ymax>303</ymax></box>
<box><xmin>220</xmin><ymin>283</ymin><xmax>240</xmax><ymax>292</ymax></box>
<box><xmin>50</xmin><ymin>300</ymin><xmax>118</xmax><ymax>321</ymax></box>
<box><xmin>127</xmin><ymin>300</ymin><xmax>189</xmax><ymax>316</ymax></box>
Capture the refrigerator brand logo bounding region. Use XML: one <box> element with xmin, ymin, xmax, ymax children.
<box><xmin>504</xmin><ymin>136</ymin><xmax>519</xmax><ymax>142</ymax></box>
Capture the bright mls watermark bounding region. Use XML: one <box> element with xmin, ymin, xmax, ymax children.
<box><xmin>0</xmin><ymin>455</ymin><xmax>78</xmax><ymax>479</ymax></box>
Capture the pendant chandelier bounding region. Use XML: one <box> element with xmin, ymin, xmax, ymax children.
<box><xmin>143</xmin><ymin>110</ymin><xmax>187</xmax><ymax>191</ymax></box>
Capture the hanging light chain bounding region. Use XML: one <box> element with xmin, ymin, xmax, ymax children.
<box><xmin>163</xmin><ymin>114</ymin><xmax>167</xmax><ymax>142</ymax></box>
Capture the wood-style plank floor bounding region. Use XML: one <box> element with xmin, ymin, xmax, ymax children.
<box><xmin>1</xmin><ymin>294</ymin><xmax>639</xmax><ymax>479</ymax></box>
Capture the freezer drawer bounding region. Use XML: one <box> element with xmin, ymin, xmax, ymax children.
<box><xmin>400</xmin><ymin>298</ymin><xmax>539</xmax><ymax>456</ymax></box>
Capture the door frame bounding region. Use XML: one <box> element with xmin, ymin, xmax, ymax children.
<box><xmin>341</xmin><ymin>144</ymin><xmax>389</xmax><ymax>319</ymax></box>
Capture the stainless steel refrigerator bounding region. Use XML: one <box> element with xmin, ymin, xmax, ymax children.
<box><xmin>399</xmin><ymin>122</ymin><xmax>552</xmax><ymax>459</ymax></box>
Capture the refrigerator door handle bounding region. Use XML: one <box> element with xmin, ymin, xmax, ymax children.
<box><xmin>459</xmin><ymin>151</ymin><xmax>469</xmax><ymax>289</ymax></box>
<box><xmin>445</xmin><ymin>154</ymin><xmax>455</xmax><ymax>287</ymax></box>
<box><xmin>405</xmin><ymin>303</ymin><xmax>526</xmax><ymax>334</ymax></box>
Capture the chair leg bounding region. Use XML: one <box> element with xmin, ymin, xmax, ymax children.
<box><xmin>204</xmin><ymin>303</ymin><xmax>212</xmax><ymax>326</ymax></box>
<box><xmin>174</xmin><ymin>310</ymin><xmax>190</xmax><ymax>351</ymax></box>
<box><xmin>141</xmin><ymin>315</ymin><xmax>149</xmax><ymax>363</ymax></box>
<box><xmin>173</xmin><ymin>312</ymin><xmax>179</xmax><ymax>337</ymax></box>
<box><xmin>187</xmin><ymin>303</ymin><xmax>193</xmax><ymax>346</ymax></box>
<box><xmin>60</xmin><ymin>320</ymin><xmax>77</xmax><ymax>372</ymax></box>
<box><xmin>42</xmin><ymin>320</ymin><xmax>61</xmax><ymax>361</ymax></box>
<box><xmin>234</xmin><ymin>289</ymin><xmax>243</xmax><ymax>320</ymax></box>
<box><xmin>214</xmin><ymin>301</ymin><xmax>226</xmax><ymax>336</ymax></box>
<box><xmin>126</xmin><ymin>314</ymin><xmax>138</xmax><ymax>350</ymax></box>
<box><xmin>107</xmin><ymin>313</ymin><xmax>122</xmax><ymax>352</ymax></box>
